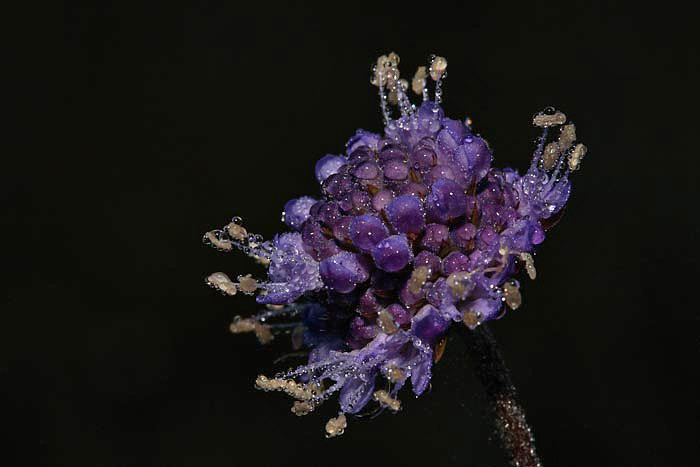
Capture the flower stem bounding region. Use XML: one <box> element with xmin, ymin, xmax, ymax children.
<box><xmin>462</xmin><ymin>324</ymin><xmax>542</xmax><ymax>467</ymax></box>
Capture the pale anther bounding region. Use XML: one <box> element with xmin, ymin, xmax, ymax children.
<box><xmin>429</xmin><ymin>56</ymin><xmax>447</xmax><ymax>81</ymax></box>
<box><xmin>373</xmin><ymin>390</ymin><xmax>401</xmax><ymax>411</ymax></box>
<box><xmin>533</xmin><ymin>111</ymin><xmax>567</xmax><ymax>127</ymax></box>
<box><xmin>325</xmin><ymin>414</ymin><xmax>347</xmax><ymax>438</ymax></box>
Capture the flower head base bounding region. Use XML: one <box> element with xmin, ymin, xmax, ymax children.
<box><xmin>204</xmin><ymin>53</ymin><xmax>586</xmax><ymax>436</ymax></box>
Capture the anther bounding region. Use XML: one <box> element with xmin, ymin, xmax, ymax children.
<box><xmin>542</xmin><ymin>142</ymin><xmax>561</xmax><ymax>170</ymax></box>
<box><xmin>519</xmin><ymin>253</ymin><xmax>537</xmax><ymax>280</ymax></box>
<box><xmin>559</xmin><ymin>123</ymin><xmax>577</xmax><ymax>151</ymax></box>
<box><xmin>226</xmin><ymin>222</ymin><xmax>248</xmax><ymax>242</ymax></box>
<box><xmin>325</xmin><ymin>414</ymin><xmax>347</xmax><ymax>438</ymax></box>
<box><xmin>385</xmin><ymin>365</ymin><xmax>404</xmax><ymax>383</ymax></box>
<box><xmin>502</xmin><ymin>281</ymin><xmax>522</xmax><ymax>310</ymax></box>
<box><xmin>387</xmin><ymin>52</ymin><xmax>400</xmax><ymax>66</ymax></box>
<box><xmin>429</xmin><ymin>56</ymin><xmax>448</xmax><ymax>81</ymax></box>
<box><xmin>462</xmin><ymin>311</ymin><xmax>480</xmax><ymax>328</ymax></box>
<box><xmin>412</xmin><ymin>66</ymin><xmax>427</xmax><ymax>95</ymax></box>
<box><xmin>206</xmin><ymin>272</ymin><xmax>238</xmax><ymax>296</ymax></box>
<box><xmin>237</xmin><ymin>274</ymin><xmax>258</xmax><ymax>294</ymax></box>
<box><xmin>230</xmin><ymin>316</ymin><xmax>256</xmax><ymax>334</ymax></box>
<box><xmin>204</xmin><ymin>231</ymin><xmax>232</xmax><ymax>251</ymax></box>
<box><xmin>291</xmin><ymin>400</ymin><xmax>314</xmax><ymax>416</ymax></box>
<box><xmin>373</xmin><ymin>390</ymin><xmax>401</xmax><ymax>411</ymax></box>
<box><xmin>408</xmin><ymin>266</ymin><xmax>430</xmax><ymax>294</ymax></box>
<box><xmin>377</xmin><ymin>309</ymin><xmax>398</xmax><ymax>335</ymax></box>
<box><xmin>533</xmin><ymin>110</ymin><xmax>567</xmax><ymax>127</ymax></box>
<box><xmin>255</xmin><ymin>375</ymin><xmax>317</xmax><ymax>401</ymax></box>
<box><xmin>568</xmin><ymin>143</ymin><xmax>587</xmax><ymax>171</ymax></box>
<box><xmin>447</xmin><ymin>272</ymin><xmax>473</xmax><ymax>300</ymax></box>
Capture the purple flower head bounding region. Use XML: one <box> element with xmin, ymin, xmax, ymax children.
<box><xmin>204</xmin><ymin>53</ymin><xmax>587</xmax><ymax>437</ymax></box>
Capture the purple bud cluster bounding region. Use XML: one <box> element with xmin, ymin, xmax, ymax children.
<box><xmin>206</xmin><ymin>55</ymin><xmax>585</xmax><ymax>434</ymax></box>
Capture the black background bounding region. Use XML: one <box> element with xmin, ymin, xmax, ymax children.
<box><xmin>3</xmin><ymin>2</ymin><xmax>698</xmax><ymax>466</ymax></box>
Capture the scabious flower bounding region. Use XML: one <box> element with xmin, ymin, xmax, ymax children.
<box><xmin>204</xmin><ymin>53</ymin><xmax>586</xmax><ymax>437</ymax></box>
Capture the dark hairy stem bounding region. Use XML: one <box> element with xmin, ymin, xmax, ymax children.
<box><xmin>462</xmin><ymin>324</ymin><xmax>542</xmax><ymax>467</ymax></box>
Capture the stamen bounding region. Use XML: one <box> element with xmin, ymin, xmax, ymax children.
<box><xmin>429</xmin><ymin>56</ymin><xmax>447</xmax><ymax>80</ymax></box>
<box><xmin>389</xmin><ymin>79</ymin><xmax>410</xmax><ymax>107</ymax></box>
<box><xmin>502</xmin><ymin>281</ymin><xmax>522</xmax><ymax>310</ymax></box>
<box><xmin>372</xmin><ymin>55</ymin><xmax>392</xmax><ymax>124</ymax></box>
<box><xmin>203</xmin><ymin>217</ymin><xmax>274</xmax><ymax>265</ymax></box>
<box><xmin>254</xmin><ymin>375</ymin><xmax>320</xmax><ymax>401</ymax></box>
<box><xmin>530</xmin><ymin>127</ymin><xmax>550</xmax><ymax>172</ymax></box>
<box><xmin>429</xmin><ymin>56</ymin><xmax>448</xmax><ymax>104</ymax></box>
<box><xmin>389</xmin><ymin>54</ymin><xmax>414</xmax><ymax>118</ymax></box>
<box><xmin>373</xmin><ymin>390</ymin><xmax>401</xmax><ymax>411</ymax></box>
<box><xmin>325</xmin><ymin>414</ymin><xmax>347</xmax><ymax>438</ymax></box>
<box><xmin>206</xmin><ymin>272</ymin><xmax>238</xmax><ymax>296</ymax></box>
<box><xmin>229</xmin><ymin>316</ymin><xmax>278</xmax><ymax>344</ymax></box>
